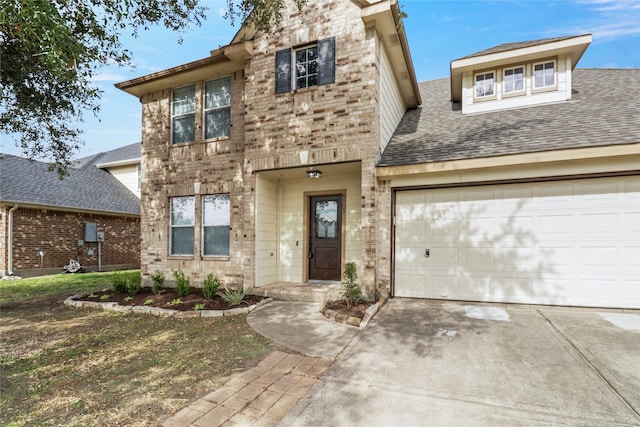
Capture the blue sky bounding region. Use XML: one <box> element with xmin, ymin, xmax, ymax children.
<box><xmin>2</xmin><ymin>0</ymin><xmax>639</xmax><ymax>159</ymax></box>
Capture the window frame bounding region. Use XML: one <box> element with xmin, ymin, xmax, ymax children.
<box><xmin>294</xmin><ymin>44</ymin><xmax>319</xmax><ymax>90</ymax></box>
<box><xmin>503</xmin><ymin>65</ymin><xmax>525</xmax><ymax>95</ymax></box>
<box><xmin>533</xmin><ymin>59</ymin><xmax>556</xmax><ymax>90</ymax></box>
<box><xmin>171</xmin><ymin>84</ymin><xmax>196</xmax><ymax>145</ymax></box>
<box><xmin>169</xmin><ymin>196</ymin><xmax>195</xmax><ymax>256</ymax></box>
<box><xmin>473</xmin><ymin>70</ymin><xmax>496</xmax><ymax>100</ymax></box>
<box><xmin>201</xmin><ymin>193</ymin><xmax>231</xmax><ymax>257</ymax></box>
<box><xmin>203</xmin><ymin>76</ymin><xmax>231</xmax><ymax>140</ymax></box>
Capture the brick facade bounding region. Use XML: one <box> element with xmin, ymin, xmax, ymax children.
<box><xmin>2</xmin><ymin>207</ymin><xmax>139</xmax><ymax>276</ymax></box>
<box><xmin>126</xmin><ymin>0</ymin><xmax>411</xmax><ymax>297</ymax></box>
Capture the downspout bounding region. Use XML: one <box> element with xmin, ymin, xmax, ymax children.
<box><xmin>7</xmin><ymin>204</ymin><xmax>18</xmax><ymax>275</ymax></box>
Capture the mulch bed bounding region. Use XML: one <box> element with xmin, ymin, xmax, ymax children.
<box><xmin>323</xmin><ymin>300</ymin><xmax>373</xmax><ymax>320</ymax></box>
<box><xmin>72</xmin><ymin>287</ymin><xmax>265</xmax><ymax>312</ymax></box>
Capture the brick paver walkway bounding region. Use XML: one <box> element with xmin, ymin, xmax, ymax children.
<box><xmin>162</xmin><ymin>351</ymin><xmax>332</xmax><ymax>427</ymax></box>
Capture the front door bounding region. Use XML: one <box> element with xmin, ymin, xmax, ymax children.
<box><xmin>308</xmin><ymin>195</ymin><xmax>342</xmax><ymax>281</ymax></box>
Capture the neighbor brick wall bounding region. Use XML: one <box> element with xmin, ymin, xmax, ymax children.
<box><xmin>8</xmin><ymin>207</ymin><xmax>140</xmax><ymax>273</ymax></box>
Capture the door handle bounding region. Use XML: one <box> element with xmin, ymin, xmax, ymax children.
<box><xmin>425</xmin><ymin>248</ymin><xmax>430</xmax><ymax>258</ymax></box>
<box><xmin>308</xmin><ymin>243</ymin><xmax>313</xmax><ymax>259</ymax></box>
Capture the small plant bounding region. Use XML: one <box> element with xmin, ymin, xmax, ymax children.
<box><xmin>203</xmin><ymin>273</ymin><xmax>221</xmax><ymax>300</ymax></box>
<box><xmin>170</xmin><ymin>298</ymin><xmax>183</xmax><ymax>305</ymax></box>
<box><xmin>172</xmin><ymin>269</ymin><xmax>190</xmax><ymax>297</ymax></box>
<box><xmin>99</xmin><ymin>294</ymin><xmax>111</xmax><ymax>300</ymax></box>
<box><xmin>126</xmin><ymin>273</ymin><xmax>142</xmax><ymax>295</ymax></box>
<box><xmin>193</xmin><ymin>303</ymin><xmax>205</xmax><ymax>311</ymax></box>
<box><xmin>88</xmin><ymin>293</ymin><xmax>98</xmax><ymax>299</ymax></box>
<box><xmin>111</xmin><ymin>272</ymin><xmax>128</xmax><ymax>294</ymax></box>
<box><xmin>342</xmin><ymin>262</ymin><xmax>362</xmax><ymax>308</ymax></box>
<box><xmin>217</xmin><ymin>287</ymin><xmax>246</xmax><ymax>307</ymax></box>
<box><xmin>144</xmin><ymin>298</ymin><xmax>154</xmax><ymax>305</ymax></box>
<box><xmin>124</xmin><ymin>296</ymin><xmax>134</xmax><ymax>302</ymax></box>
<box><xmin>150</xmin><ymin>271</ymin><xmax>165</xmax><ymax>295</ymax></box>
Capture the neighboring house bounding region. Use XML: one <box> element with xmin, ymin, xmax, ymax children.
<box><xmin>82</xmin><ymin>142</ymin><xmax>142</xmax><ymax>198</ymax></box>
<box><xmin>0</xmin><ymin>144</ymin><xmax>141</xmax><ymax>277</ymax></box>
<box><xmin>116</xmin><ymin>0</ymin><xmax>639</xmax><ymax>309</ymax></box>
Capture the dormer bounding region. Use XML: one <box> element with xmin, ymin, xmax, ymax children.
<box><xmin>450</xmin><ymin>34</ymin><xmax>591</xmax><ymax>115</ymax></box>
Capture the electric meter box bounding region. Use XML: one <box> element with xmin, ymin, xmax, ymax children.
<box><xmin>96</xmin><ymin>231</ymin><xmax>105</xmax><ymax>242</ymax></box>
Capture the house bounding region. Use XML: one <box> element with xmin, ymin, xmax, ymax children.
<box><xmin>0</xmin><ymin>143</ymin><xmax>141</xmax><ymax>277</ymax></box>
<box><xmin>116</xmin><ymin>0</ymin><xmax>639</xmax><ymax>309</ymax></box>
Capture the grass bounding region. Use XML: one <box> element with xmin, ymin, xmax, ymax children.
<box><xmin>0</xmin><ymin>272</ymin><xmax>278</xmax><ymax>426</ymax></box>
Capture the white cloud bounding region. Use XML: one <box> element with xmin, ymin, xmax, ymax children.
<box><xmin>92</xmin><ymin>72</ymin><xmax>128</xmax><ymax>82</ymax></box>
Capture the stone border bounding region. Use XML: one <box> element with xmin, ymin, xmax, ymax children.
<box><xmin>64</xmin><ymin>294</ymin><xmax>274</xmax><ymax>318</ymax></box>
<box><xmin>320</xmin><ymin>297</ymin><xmax>387</xmax><ymax>329</ymax></box>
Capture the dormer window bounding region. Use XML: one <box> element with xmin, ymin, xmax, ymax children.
<box><xmin>503</xmin><ymin>66</ymin><xmax>524</xmax><ymax>94</ymax></box>
<box><xmin>474</xmin><ymin>71</ymin><xmax>495</xmax><ymax>98</ymax></box>
<box><xmin>534</xmin><ymin>60</ymin><xmax>556</xmax><ymax>89</ymax></box>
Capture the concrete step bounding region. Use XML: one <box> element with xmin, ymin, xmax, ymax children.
<box><xmin>249</xmin><ymin>282</ymin><xmax>343</xmax><ymax>304</ymax></box>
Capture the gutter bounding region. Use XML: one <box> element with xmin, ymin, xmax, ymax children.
<box><xmin>7</xmin><ymin>204</ymin><xmax>18</xmax><ymax>275</ymax></box>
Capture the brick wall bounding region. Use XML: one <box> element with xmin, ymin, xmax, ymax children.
<box><xmin>7</xmin><ymin>207</ymin><xmax>139</xmax><ymax>275</ymax></box>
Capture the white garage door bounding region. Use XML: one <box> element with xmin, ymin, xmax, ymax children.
<box><xmin>394</xmin><ymin>176</ymin><xmax>640</xmax><ymax>308</ymax></box>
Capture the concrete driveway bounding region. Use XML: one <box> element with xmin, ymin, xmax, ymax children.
<box><xmin>279</xmin><ymin>299</ymin><xmax>640</xmax><ymax>427</ymax></box>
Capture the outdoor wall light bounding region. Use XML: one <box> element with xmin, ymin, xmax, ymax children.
<box><xmin>307</xmin><ymin>170</ymin><xmax>322</xmax><ymax>179</ymax></box>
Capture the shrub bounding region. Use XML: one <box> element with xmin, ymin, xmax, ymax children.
<box><xmin>126</xmin><ymin>273</ymin><xmax>142</xmax><ymax>295</ymax></box>
<box><xmin>202</xmin><ymin>273</ymin><xmax>221</xmax><ymax>300</ymax></box>
<box><xmin>111</xmin><ymin>272</ymin><xmax>128</xmax><ymax>294</ymax></box>
<box><xmin>150</xmin><ymin>271</ymin><xmax>165</xmax><ymax>295</ymax></box>
<box><xmin>217</xmin><ymin>287</ymin><xmax>246</xmax><ymax>307</ymax></box>
<box><xmin>342</xmin><ymin>262</ymin><xmax>362</xmax><ymax>308</ymax></box>
<box><xmin>172</xmin><ymin>269</ymin><xmax>190</xmax><ymax>297</ymax></box>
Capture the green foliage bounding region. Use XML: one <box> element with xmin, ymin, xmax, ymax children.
<box><xmin>99</xmin><ymin>294</ymin><xmax>111</xmax><ymax>300</ymax></box>
<box><xmin>217</xmin><ymin>287</ymin><xmax>246</xmax><ymax>307</ymax></box>
<box><xmin>126</xmin><ymin>273</ymin><xmax>142</xmax><ymax>295</ymax></box>
<box><xmin>342</xmin><ymin>262</ymin><xmax>362</xmax><ymax>308</ymax></box>
<box><xmin>111</xmin><ymin>273</ymin><xmax>128</xmax><ymax>294</ymax></box>
<box><xmin>202</xmin><ymin>273</ymin><xmax>221</xmax><ymax>300</ymax></box>
<box><xmin>144</xmin><ymin>298</ymin><xmax>154</xmax><ymax>305</ymax></box>
<box><xmin>150</xmin><ymin>271</ymin><xmax>165</xmax><ymax>295</ymax></box>
<box><xmin>170</xmin><ymin>298</ymin><xmax>183</xmax><ymax>306</ymax></box>
<box><xmin>124</xmin><ymin>296</ymin><xmax>134</xmax><ymax>302</ymax></box>
<box><xmin>193</xmin><ymin>303</ymin><xmax>205</xmax><ymax>311</ymax></box>
<box><xmin>172</xmin><ymin>269</ymin><xmax>190</xmax><ymax>298</ymax></box>
<box><xmin>1</xmin><ymin>1</ymin><xmax>300</xmax><ymax>176</ymax></box>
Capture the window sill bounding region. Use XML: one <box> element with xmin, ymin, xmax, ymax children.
<box><xmin>201</xmin><ymin>255</ymin><xmax>230</xmax><ymax>261</ymax></box>
<box><xmin>167</xmin><ymin>255</ymin><xmax>195</xmax><ymax>260</ymax></box>
<box><xmin>203</xmin><ymin>135</ymin><xmax>230</xmax><ymax>143</ymax></box>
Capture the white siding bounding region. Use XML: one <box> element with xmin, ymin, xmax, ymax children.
<box><xmin>255</xmin><ymin>176</ymin><xmax>278</xmax><ymax>287</ymax></box>
<box><xmin>379</xmin><ymin>45</ymin><xmax>406</xmax><ymax>155</ymax></box>
<box><xmin>106</xmin><ymin>164</ymin><xmax>140</xmax><ymax>198</ymax></box>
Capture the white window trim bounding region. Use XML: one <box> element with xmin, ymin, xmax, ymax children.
<box><xmin>473</xmin><ymin>70</ymin><xmax>497</xmax><ymax>100</ymax></box>
<box><xmin>170</xmin><ymin>196</ymin><xmax>195</xmax><ymax>256</ymax></box>
<box><xmin>203</xmin><ymin>76</ymin><xmax>231</xmax><ymax>141</ymax></box>
<box><xmin>171</xmin><ymin>84</ymin><xmax>196</xmax><ymax>145</ymax></box>
<box><xmin>533</xmin><ymin>59</ymin><xmax>556</xmax><ymax>90</ymax></box>
<box><xmin>503</xmin><ymin>65</ymin><xmax>525</xmax><ymax>95</ymax></box>
<box><xmin>294</xmin><ymin>43</ymin><xmax>319</xmax><ymax>90</ymax></box>
<box><xmin>201</xmin><ymin>193</ymin><xmax>231</xmax><ymax>257</ymax></box>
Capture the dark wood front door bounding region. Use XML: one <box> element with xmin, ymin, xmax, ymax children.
<box><xmin>308</xmin><ymin>195</ymin><xmax>342</xmax><ymax>281</ymax></box>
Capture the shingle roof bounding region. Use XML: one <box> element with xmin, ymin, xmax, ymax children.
<box><xmin>76</xmin><ymin>142</ymin><xmax>140</xmax><ymax>168</ymax></box>
<box><xmin>378</xmin><ymin>69</ymin><xmax>640</xmax><ymax>167</ymax></box>
<box><xmin>0</xmin><ymin>153</ymin><xmax>140</xmax><ymax>215</ymax></box>
<box><xmin>456</xmin><ymin>35</ymin><xmax>586</xmax><ymax>60</ymax></box>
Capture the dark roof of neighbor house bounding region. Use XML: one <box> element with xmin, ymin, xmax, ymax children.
<box><xmin>76</xmin><ymin>142</ymin><xmax>141</xmax><ymax>168</ymax></box>
<box><xmin>0</xmin><ymin>153</ymin><xmax>141</xmax><ymax>215</ymax></box>
<box><xmin>378</xmin><ymin>69</ymin><xmax>640</xmax><ymax>167</ymax></box>
<box><xmin>456</xmin><ymin>35</ymin><xmax>586</xmax><ymax>60</ymax></box>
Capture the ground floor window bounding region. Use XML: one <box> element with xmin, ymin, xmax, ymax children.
<box><xmin>170</xmin><ymin>196</ymin><xmax>195</xmax><ymax>255</ymax></box>
<box><xmin>202</xmin><ymin>194</ymin><xmax>230</xmax><ymax>256</ymax></box>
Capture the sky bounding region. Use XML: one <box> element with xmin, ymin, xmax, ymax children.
<box><xmin>2</xmin><ymin>0</ymin><xmax>639</xmax><ymax>159</ymax></box>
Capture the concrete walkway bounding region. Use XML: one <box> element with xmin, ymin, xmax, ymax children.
<box><xmin>161</xmin><ymin>301</ymin><xmax>359</xmax><ymax>426</ymax></box>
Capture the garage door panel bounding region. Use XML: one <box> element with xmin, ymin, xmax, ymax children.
<box><xmin>394</xmin><ymin>176</ymin><xmax>640</xmax><ymax>309</ymax></box>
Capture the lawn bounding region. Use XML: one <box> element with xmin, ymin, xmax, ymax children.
<box><xmin>0</xmin><ymin>271</ymin><xmax>278</xmax><ymax>426</ymax></box>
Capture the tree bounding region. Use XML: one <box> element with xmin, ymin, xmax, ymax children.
<box><xmin>0</xmin><ymin>0</ymin><xmax>306</xmax><ymax>177</ymax></box>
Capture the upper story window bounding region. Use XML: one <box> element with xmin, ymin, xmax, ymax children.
<box><xmin>204</xmin><ymin>77</ymin><xmax>231</xmax><ymax>139</ymax></box>
<box><xmin>503</xmin><ymin>66</ymin><xmax>524</xmax><ymax>94</ymax></box>
<box><xmin>295</xmin><ymin>45</ymin><xmax>318</xmax><ymax>89</ymax></box>
<box><xmin>172</xmin><ymin>85</ymin><xmax>196</xmax><ymax>144</ymax></box>
<box><xmin>202</xmin><ymin>194</ymin><xmax>230</xmax><ymax>256</ymax></box>
<box><xmin>474</xmin><ymin>71</ymin><xmax>495</xmax><ymax>98</ymax></box>
<box><xmin>170</xmin><ymin>196</ymin><xmax>195</xmax><ymax>255</ymax></box>
<box><xmin>275</xmin><ymin>37</ymin><xmax>336</xmax><ymax>94</ymax></box>
<box><xmin>534</xmin><ymin>60</ymin><xmax>555</xmax><ymax>89</ymax></box>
